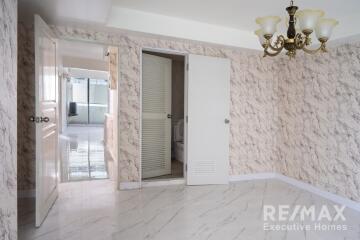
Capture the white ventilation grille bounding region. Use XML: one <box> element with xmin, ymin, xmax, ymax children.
<box><xmin>193</xmin><ymin>161</ymin><xmax>216</xmax><ymax>175</ymax></box>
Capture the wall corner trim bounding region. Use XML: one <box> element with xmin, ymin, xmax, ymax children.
<box><xmin>229</xmin><ymin>173</ymin><xmax>360</xmax><ymax>212</ymax></box>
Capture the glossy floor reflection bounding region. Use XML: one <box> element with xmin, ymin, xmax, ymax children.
<box><xmin>19</xmin><ymin>179</ymin><xmax>360</xmax><ymax>240</ymax></box>
<box><xmin>60</xmin><ymin>126</ymin><xmax>108</xmax><ymax>182</ymax></box>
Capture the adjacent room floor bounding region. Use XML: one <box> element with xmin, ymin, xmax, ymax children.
<box><xmin>143</xmin><ymin>159</ymin><xmax>184</xmax><ymax>181</ymax></box>
<box><xmin>59</xmin><ymin>126</ymin><xmax>108</xmax><ymax>182</ymax></box>
<box><xmin>18</xmin><ymin>179</ymin><xmax>360</xmax><ymax>240</ymax></box>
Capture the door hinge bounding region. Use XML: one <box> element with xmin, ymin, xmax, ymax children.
<box><xmin>186</xmin><ymin>116</ymin><xmax>188</xmax><ymax>123</ymax></box>
<box><xmin>185</xmin><ymin>164</ymin><xmax>187</xmax><ymax>172</ymax></box>
<box><xmin>186</xmin><ymin>63</ymin><xmax>189</xmax><ymax>71</ymax></box>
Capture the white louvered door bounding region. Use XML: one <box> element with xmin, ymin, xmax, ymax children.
<box><xmin>187</xmin><ymin>54</ymin><xmax>230</xmax><ymax>185</ymax></box>
<box><xmin>142</xmin><ymin>53</ymin><xmax>172</xmax><ymax>179</ymax></box>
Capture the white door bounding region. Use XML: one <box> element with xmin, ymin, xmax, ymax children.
<box><xmin>142</xmin><ymin>54</ymin><xmax>172</xmax><ymax>179</ymax></box>
<box><xmin>187</xmin><ymin>54</ymin><xmax>230</xmax><ymax>185</ymax></box>
<box><xmin>34</xmin><ymin>15</ymin><xmax>59</xmax><ymax>227</ymax></box>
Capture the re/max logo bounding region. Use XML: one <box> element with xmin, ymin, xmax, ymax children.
<box><xmin>263</xmin><ymin>205</ymin><xmax>346</xmax><ymax>222</ymax></box>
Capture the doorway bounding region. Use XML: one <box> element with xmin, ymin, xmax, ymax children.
<box><xmin>58</xmin><ymin>40</ymin><xmax>113</xmax><ymax>183</ymax></box>
<box><xmin>140</xmin><ymin>50</ymin><xmax>232</xmax><ymax>186</ymax></box>
<box><xmin>29</xmin><ymin>16</ymin><xmax>120</xmax><ymax>227</ymax></box>
<box><xmin>141</xmin><ymin>50</ymin><xmax>186</xmax><ymax>182</ymax></box>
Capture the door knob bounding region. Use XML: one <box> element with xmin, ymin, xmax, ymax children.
<box><xmin>224</xmin><ymin>119</ymin><xmax>230</xmax><ymax>124</ymax></box>
<box><xmin>167</xmin><ymin>114</ymin><xmax>172</xmax><ymax>119</ymax></box>
<box><xmin>29</xmin><ymin>116</ymin><xmax>50</xmax><ymax>123</ymax></box>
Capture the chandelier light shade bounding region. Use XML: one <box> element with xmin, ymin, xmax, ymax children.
<box><xmin>296</xmin><ymin>9</ymin><xmax>324</xmax><ymax>33</ymax></box>
<box><xmin>255</xmin><ymin>0</ymin><xmax>339</xmax><ymax>58</ymax></box>
<box><xmin>316</xmin><ymin>18</ymin><xmax>339</xmax><ymax>40</ymax></box>
<box><xmin>255</xmin><ymin>16</ymin><xmax>281</xmax><ymax>36</ymax></box>
<box><xmin>255</xmin><ymin>29</ymin><xmax>267</xmax><ymax>47</ymax></box>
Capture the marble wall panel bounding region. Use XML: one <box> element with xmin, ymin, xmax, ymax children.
<box><xmin>277</xmin><ymin>43</ymin><xmax>360</xmax><ymax>201</ymax></box>
<box><xmin>17</xmin><ymin>22</ymin><xmax>360</xmax><ymax>203</ymax></box>
<box><xmin>15</xmin><ymin>25</ymin><xmax>278</xmax><ymax>183</ymax></box>
<box><xmin>0</xmin><ymin>0</ymin><xmax>17</xmax><ymax>239</ymax></box>
<box><xmin>17</xmin><ymin>23</ymin><xmax>36</xmax><ymax>191</ymax></box>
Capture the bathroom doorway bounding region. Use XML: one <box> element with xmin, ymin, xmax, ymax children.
<box><xmin>141</xmin><ymin>50</ymin><xmax>186</xmax><ymax>182</ymax></box>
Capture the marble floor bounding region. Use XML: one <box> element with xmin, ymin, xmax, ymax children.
<box><xmin>19</xmin><ymin>179</ymin><xmax>360</xmax><ymax>240</ymax></box>
<box><xmin>59</xmin><ymin>126</ymin><xmax>108</xmax><ymax>182</ymax></box>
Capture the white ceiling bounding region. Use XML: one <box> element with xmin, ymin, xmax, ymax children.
<box><xmin>19</xmin><ymin>0</ymin><xmax>360</xmax><ymax>49</ymax></box>
<box><xmin>111</xmin><ymin>0</ymin><xmax>359</xmax><ymax>39</ymax></box>
<box><xmin>59</xmin><ymin>40</ymin><xmax>107</xmax><ymax>60</ymax></box>
<box><xmin>59</xmin><ymin>40</ymin><xmax>108</xmax><ymax>71</ymax></box>
<box><xmin>19</xmin><ymin>0</ymin><xmax>112</xmax><ymax>25</ymax></box>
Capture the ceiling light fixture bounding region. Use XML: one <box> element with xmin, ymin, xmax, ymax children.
<box><xmin>255</xmin><ymin>0</ymin><xmax>339</xmax><ymax>58</ymax></box>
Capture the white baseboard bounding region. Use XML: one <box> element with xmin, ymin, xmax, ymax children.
<box><xmin>142</xmin><ymin>179</ymin><xmax>185</xmax><ymax>188</ymax></box>
<box><xmin>18</xmin><ymin>189</ymin><xmax>35</xmax><ymax>198</ymax></box>
<box><xmin>274</xmin><ymin>173</ymin><xmax>360</xmax><ymax>212</ymax></box>
<box><xmin>229</xmin><ymin>173</ymin><xmax>276</xmax><ymax>182</ymax></box>
<box><xmin>119</xmin><ymin>182</ymin><xmax>141</xmax><ymax>190</ymax></box>
<box><xmin>229</xmin><ymin>173</ymin><xmax>360</xmax><ymax>212</ymax></box>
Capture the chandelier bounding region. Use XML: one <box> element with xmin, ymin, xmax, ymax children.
<box><xmin>255</xmin><ymin>0</ymin><xmax>338</xmax><ymax>58</ymax></box>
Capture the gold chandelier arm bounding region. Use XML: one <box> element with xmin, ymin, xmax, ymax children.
<box><xmin>268</xmin><ymin>35</ymin><xmax>286</xmax><ymax>51</ymax></box>
<box><xmin>264</xmin><ymin>47</ymin><xmax>283</xmax><ymax>57</ymax></box>
<box><xmin>295</xmin><ymin>33</ymin><xmax>307</xmax><ymax>49</ymax></box>
<box><xmin>263</xmin><ymin>35</ymin><xmax>285</xmax><ymax>57</ymax></box>
<box><xmin>302</xmin><ymin>42</ymin><xmax>327</xmax><ymax>55</ymax></box>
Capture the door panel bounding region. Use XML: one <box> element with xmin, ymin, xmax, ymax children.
<box><xmin>35</xmin><ymin>15</ymin><xmax>59</xmax><ymax>227</ymax></box>
<box><xmin>142</xmin><ymin>54</ymin><xmax>172</xmax><ymax>179</ymax></box>
<box><xmin>187</xmin><ymin>54</ymin><xmax>230</xmax><ymax>185</ymax></box>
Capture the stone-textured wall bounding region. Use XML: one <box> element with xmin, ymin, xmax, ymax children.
<box><xmin>277</xmin><ymin>43</ymin><xmax>360</xmax><ymax>201</ymax></box>
<box><xmin>17</xmin><ymin>23</ymin><xmax>36</xmax><ymax>191</ymax></box>
<box><xmin>17</xmin><ymin>23</ymin><xmax>279</xmax><ymax>190</ymax></box>
<box><xmin>52</xmin><ymin>26</ymin><xmax>280</xmax><ymax>181</ymax></box>
<box><xmin>19</xmin><ymin>23</ymin><xmax>278</xmax><ymax>190</ymax></box>
<box><xmin>17</xmin><ymin>22</ymin><xmax>360</xmax><ymax>203</ymax></box>
<box><xmin>0</xmin><ymin>0</ymin><xmax>17</xmax><ymax>239</ymax></box>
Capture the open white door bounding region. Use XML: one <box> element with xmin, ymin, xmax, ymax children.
<box><xmin>187</xmin><ymin>54</ymin><xmax>230</xmax><ymax>185</ymax></box>
<box><xmin>141</xmin><ymin>53</ymin><xmax>172</xmax><ymax>179</ymax></box>
<box><xmin>35</xmin><ymin>15</ymin><xmax>59</xmax><ymax>227</ymax></box>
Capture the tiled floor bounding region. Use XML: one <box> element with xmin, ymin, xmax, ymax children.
<box><xmin>19</xmin><ymin>179</ymin><xmax>360</xmax><ymax>240</ymax></box>
<box><xmin>59</xmin><ymin>126</ymin><xmax>108</xmax><ymax>182</ymax></box>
